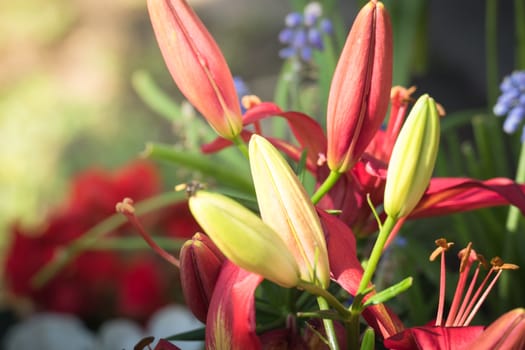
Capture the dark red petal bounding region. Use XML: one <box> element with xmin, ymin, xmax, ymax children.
<box><xmin>206</xmin><ymin>262</ymin><xmax>262</xmax><ymax>349</ymax></box>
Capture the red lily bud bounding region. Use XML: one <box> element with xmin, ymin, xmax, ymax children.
<box><xmin>327</xmin><ymin>0</ymin><xmax>393</xmax><ymax>172</ymax></box>
<box><xmin>147</xmin><ymin>0</ymin><xmax>242</xmax><ymax>140</ymax></box>
<box><xmin>469</xmin><ymin>308</ymin><xmax>525</xmax><ymax>350</ymax></box>
<box><xmin>179</xmin><ymin>232</ymin><xmax>225</xmax><ymax>323</ymax></box>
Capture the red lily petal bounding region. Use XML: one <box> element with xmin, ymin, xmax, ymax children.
<box><xmin>154</xmin><ymin>339</ymin><xmax>182</xmax><ymax>350</ymax></box>
<box><xmin>206</xmin><ymin>262</ymin><xmax>262</xmax><ymax>349</ymax></box>
<box><xmin>318</xmin><ymin>209</ymin><xmax>404</xmax><ymax>339</ymax></box>
<box><xmin>243</xmin><ymin>102</ymin><xmax>327</xmax><ymax>163</ymax></box>
<box><xmin>412</xmin><ymin>177</ymin><xmax>525</xmax><ymax>218</ymax></box>
<box><xmin>384</xmin><ymin>326</ymin><xmax>484</xmax><ymax>350</ymax></box>
<box><xmin>202</xmin><ymin>102</ymin><xmax>326</xmax><ymax>170</ymax></box>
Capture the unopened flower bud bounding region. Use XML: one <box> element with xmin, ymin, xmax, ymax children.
<box><xmin>384</xmin><ymin>94</ymin><xmax>440</xmax><ymax>219</ymax></box>
<box><xmin>147</xmin><ymin>0</ymin><xmax>242</xmax><ymax>139</ymax></box>
<box><xmin>249</xmin><ymin>135</ymin><xmax>330</xmax><ymax>288</ymax></box>
<box><xmin>189</xmin><ymin>191</ymin><xmax>301</xmax><ymax>288</ymax></box>
<box><xmin>468</xmin><ymin>308</ymin><xmax>525</xmax><ymax>350</ymax></box>
<box><xmin>327</xmin><ymin>0</ymin><xmax>393</xmax><ymax>172</ymax></box>
<box><xmin>179</xmin><ymin>232</ymin><xmax>225</xmax><ymax>323</ymax></box>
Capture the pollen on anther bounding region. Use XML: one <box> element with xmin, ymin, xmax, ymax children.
<box><xmin>429</xmin><ymin>238</ymin><xmax>453</xmax><ymax>261</ymax></box>
<box><xmin>241</xmin><ymin>95</ymin><xmax>261</xmax><ymax>110</ymax></box>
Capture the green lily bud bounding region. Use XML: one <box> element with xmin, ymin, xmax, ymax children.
<box><xmin>188</xmin><ymin>191</ymin><xmax>301</xmax><ymax>288</ymax></box>
<box><xmin>384</xmin><ymin>94</ymin><xmax>440</xmax><ymax>219</ymax></box>
<box><xmin>249</xmin><ymin>135</ymin><xmax>330</xmax><ymax>288</ymax></box>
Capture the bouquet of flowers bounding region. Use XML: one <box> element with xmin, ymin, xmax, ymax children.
<box><xmin>4</xmin><ymin>0</ymin><xmax>525</xmax><ymax>349</ymax></box>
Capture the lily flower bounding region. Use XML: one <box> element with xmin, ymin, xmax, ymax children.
<box><xmin>147</xmin><ymin>0</ymin><xmax>242</xmax><ymax>140</ymax></box>
<box><xmin>384</xmin><ymin>239</ymin><xmax>521</xmax><ymax>350</ymax></box>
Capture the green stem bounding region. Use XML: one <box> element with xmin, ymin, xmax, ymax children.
<box><xmin>311</xmin><ymin>170</ymin><xmax>341</xmax><ymax>204</ymax></box>
<box><xmin>31</xmin><ymin>191</ymin><xmax>185</xmax><ymax>288</ymax></box>
<box><xmin>317</xmin><ymin>296</ymin><xmax>340</xmax><ymax>350</ymax></box>
<box><xmin>347</xmin><ymin>308</ymin><xmax>361</xmax><ymax>350</ymax></box>
<box><xmin>356</xmin><ymin>215</ymin><xmax>398</xmax><ymax>295</ymax></box>
<box><xmin>345</xmin><ymin>215</ymin><xmax>397</xmax><ymax>349</ymax></box>
<box><xmin>500</xmin><ymin>142</ymin><xmax>525</xmax><ymax>300</ymax></box>
<box><xmin>298</xmin><ymin>281</ymin><xmax>351</xmax><ymax>318</ymax></box>
<box><xmin>485</xmin><ymin>0</ymin><xmax>499</xmax><ymax>107</ymax></box>
<box><xmin>88</xmin><ymin>237</ymin><xmax>185</xmax><ymax>251</ymax></box>
<box><xmin>298</xmin><ymin>281</ymin><xmax>352</xmax><ymax>350</ymax></box>
<box><xmin>233</xmin><ymin>135</ymin><xmax>249</xmax><ymax>159</ymax></box>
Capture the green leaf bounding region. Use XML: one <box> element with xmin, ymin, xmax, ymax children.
<box><xmin>132</xmin><ymin>70</ymin><xmax>181</xmax><ymax>122</ymax></box>
<box><xmin>143</xmin><ymin>142</ymin><xmax>254</xmax><ymax>196</ymax></box>
<box><xmin>360</xmin><ymin>328</ymin><xmax>375</xmax><ymax>350</ymax></box>
<box><xmin>165</xmin><ymin>327</ymin><xmax>206</xmax><ymax>341</ymax></box>
<box><xmin>363</xmin><ymin>277</ymin><xmax>413</xmax><ymax>307</ymax></box>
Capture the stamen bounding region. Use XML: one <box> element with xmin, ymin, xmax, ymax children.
<box><xmin>456</xmin><ymin>267</ymin><xmax>494</xmax><ymax>326</ymax></box>
<box><xmin>445</xmin><ymin>243</ymin><xmax>476</xmax><ymax>326</ymax></box>
<box><xmin>431</xmin><ymin>238</ymin><xmax>454</xmax><ymax>326</ymax></box>
<box><xmin>429</xmin><ymin>238</ymin><xmax>453</xmax><ymax>261</ymax></box>
<box><xmin>453</xmin><ymin>259</ymin><xmax>483</xmax><ymax>326</ymax></box>
<box><xmin>462</xmin><ymin>257</ymin><xmax>519</xmax><ymax>326</ymax></box>
<box><xmin>116</xmin><ymin>197</ymin><xmax>180</xmax><ymax>268</ymax></box>
<box><xmin>463</xmin><ymin>268</ymin><xmax>502</xmax><ymax>326</ymax></box>
<box><xmin>241</xmin><ymin>95</ymin><xmax>261</xmax><ymax>110</ymax></box>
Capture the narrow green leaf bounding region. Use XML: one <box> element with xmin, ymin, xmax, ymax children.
<box><xmin>143</xmin><ymin>142</ymin><xmax>254</xmax><ymax>196</ymax></box>
<box><xmin>363</xmin><ymin>277</ymin><xmax>413</xmax><ymax>307</ymax></box>
<box><xmin>132</xmin><ymin>70</ymin><xmax>181</xmax><ymax>121</ymax></box>
<box><xmin>360</xmin><ymin>328</ymin><xmax>375</xmax><ymax>350</ymax></box>
<box><xmin>165</xmin><ymin>327</ymin><xmax>206</xmax><ymax>341</ymax></box>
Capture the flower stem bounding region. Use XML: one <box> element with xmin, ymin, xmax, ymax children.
<box><xmin>233</xmin><ymin>135</ymin><xmax>249</xmax><ymax>159</ymax></box>
<box><xmin>298</xmin><ymin>281</ymin><xmax>352</xmax><ymax>350</ymax></box>
<box><xmin>311</xmin><ymin>170</ymin><xmax>341</xmax><ymax>204</ymax></box>
<box><xmin>345</xmin><ymin>215</ymin><xmax>397</xmax><ymax>350</ymax></box>
<box><xmin>31</xmin><ymin>191</ymin><xmax>185</xmax><ymax>288</ymax></box>
<box><xmin>298</xmin><ymin>281</ymin><xmax>351</xmax><ymax>318</ymax></box>
<box><xmin>506</xmin><ymin>141</ymin><xmax>525</xmax><ymax>231</ymax></box>
<box><xmin>500</xmin><ymin>141</ymin><xmax>525</xmax><ymax>301</ymax></box>
<box><xmin>317</xmin><ymin>296</ymin><xmax>340</xmax><ymax>350</ymax></box>
<box><xmin>356</xmin><ymin>215</ymin><xmax>398</xmax><ymax>295</ymax></box>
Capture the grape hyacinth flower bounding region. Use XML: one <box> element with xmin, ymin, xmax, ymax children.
<box><xmin>493</xmin><ymin>71</ymin><xmax>525</xmax><ymax>142</ymax></box>
<box><xmin>278</xmin><ymin>2</ymin><xmax>333</xmax><ymax>62</ymax></box>
<box><xmin>233</xmin><ymin>76</ymin><xmax>250</xmax><ymax>114</ymax></box>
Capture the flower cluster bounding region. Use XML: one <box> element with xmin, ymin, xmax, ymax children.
<box><xmin>278</xmin><ymin>2</ymin><xmax>333</xmax><ymax>62</ymax></box>
<box><xmin>494</xmin><ymin>70</ymin><xmax>525</xmax><ymax>142</ymax></box>
<box><xmin>4</xmin><ymin>161</ymin><xmax>200</xmax><ymax>325</ymax></box>
<box><xmin>142</xmin><ymin>0</ymin><xmax>525</xmax><ymax>348</ymax></box>
<box><xmin>10</xmin><ymin>0</ymin><xmax>523</xmax><ymax>349</ymax></box>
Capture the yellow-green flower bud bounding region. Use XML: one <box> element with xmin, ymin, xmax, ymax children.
<box><xmin>249</xmin><ymin>135</ymin><xmax>330</xmax><ymax>288</ymax></box>
<box><xmin>384</xmin><ymin>94</ymin><xmax>440</xmax><ymax>219</ymax></box>
<box><xmin>188</xmin><ymin>190</ymin><xmax>301</xmax><ymax>288</ymax></box>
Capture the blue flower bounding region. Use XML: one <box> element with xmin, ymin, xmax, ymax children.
<box><xmin>233</xmin><ymin>76</ymin><xmax>250</xmax><ymax>114</ymax></box>
<box><xmin>278</xmin><ymin>2</ymin><xmax>333</xmax><ymax>63</ymax></box>
<box><xmin>493</xmin><ymin>71</ymin><xmax>525</xmax><ymax>142</ymax></box>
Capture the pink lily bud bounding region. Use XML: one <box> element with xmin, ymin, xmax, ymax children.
<box><xmin>327</xmin><ymin>0</ymin><xmax>393</xmax><ymax>173</ymax></box>
<box><xmin>147</xmin><ymin>0</ymin><xmax>242</xmax><ymax>140</ymax></box>
<box><xmin>179</xmin><ymin>232</ymin><xmax>226</xmax><ymax>323</ymax></box>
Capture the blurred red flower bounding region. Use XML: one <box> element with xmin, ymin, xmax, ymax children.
<box><xmin>4</xmin><ymin>161</ymin><xmax>200</xmax><ymax>325</ymax></box>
